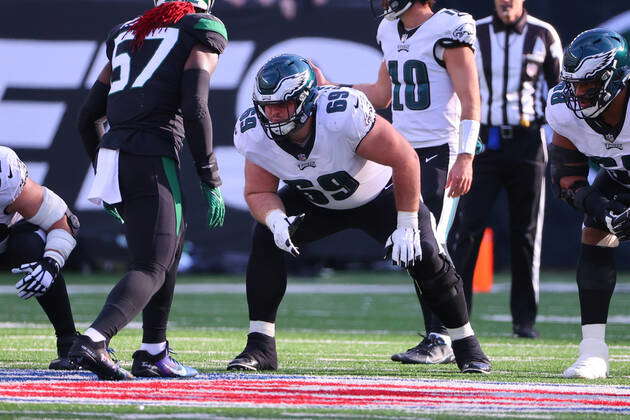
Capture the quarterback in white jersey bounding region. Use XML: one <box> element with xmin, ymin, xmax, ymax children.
<box><xmin>314</xmin><ymin>0</ymin><xmax>481</xmax><ymax>365</ymax></box>
<box><xmin>228</xmin><ymin>54</ymin><xmax>490</xmax><ymax>374</ymax></box>
<box><xmin>0</xmin><ymin>146</ymin><xmax>80</xmax><ymax>370</ymax></box>
<box><xmin>547</xmin><ymin>29</ymin><xmax>630</xmax><ymax>380</ymax></box>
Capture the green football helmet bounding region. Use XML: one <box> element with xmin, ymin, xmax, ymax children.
<box><xmin>562</xmin><ymin>28</ymin><xmax>630</xmax><ymax>119</ymax></box>
<box><xmin>154</xmin><ymin>0</ymin><xmax>213</xmax><ymax>12</ymax></box>
<box><xmin>253</xmin><ymin>54</ymin><xmax>318</xmax><ymax>139</ymax></box>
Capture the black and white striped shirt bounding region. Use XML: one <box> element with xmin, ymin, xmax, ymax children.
<box><xmin>475</xmin><ymin>11</ymin><xmax>563</xmax><ymax>127</ymax></box>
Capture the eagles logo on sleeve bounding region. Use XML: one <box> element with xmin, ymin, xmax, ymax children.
<box><xmin>451</xmin><ymin>21</ymin><xmax>476</xmax><ymax>46</ymax></box>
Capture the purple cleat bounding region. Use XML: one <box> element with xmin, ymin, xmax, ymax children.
<box><xmin>131</xmin><ymin>343</ymin><xmax>198</xmax><ymax>378</ymax></box>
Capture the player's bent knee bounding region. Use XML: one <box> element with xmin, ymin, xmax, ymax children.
<box><xmin>577</xmin><ymin>243</ymin><xmax>616</xmax><ymax>291</ymax></box>
<box><xmin>409</xmin><ymin>254</ymin><xmax>462</xmax><ymax>304</ymax></box>
<box><xmin>582</xmin><ymin>227</ymin><xmax>619</xmax><ymax>248</ymax></box>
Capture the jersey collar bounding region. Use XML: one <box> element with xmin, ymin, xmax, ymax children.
<box><xmin>274</xmin><ymin>115</ymin><xmax>317</xmax><ymax>161</ymax></box>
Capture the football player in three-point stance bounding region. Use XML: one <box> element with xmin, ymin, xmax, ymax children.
<box><xmin>70</xmin><ymin>0</ymin><xmax>227</xmax><ymax>380</ymax></box>
<box><xmin>228</xmin><ymin>54</ymin><xmax>490</xmax><ymax>374</ymax></box>
<box><xmin>313</xmin><ymin>0</ymin><xmax>480</xmax><ymax>364</ymax></box>
<box><xmin>546</xmin><ymin>29</ymin><xmax>630</xmax><ymax>379</ymax></box>
<box><xmin>0</xmin><ymin>146</ymin><xmax>80</xmax><ymax>370</ymax></box>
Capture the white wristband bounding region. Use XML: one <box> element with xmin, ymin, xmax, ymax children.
<box><xmin>397</xmin><ymin>211</ymin><xmax>418</xmax><ymax>230</ymax></box>
<box><xmin>265</xmin><ymin>209</ymin><xmax>287</xmax><ymax>229</ymax></box>
<box><xmin>43</xmin><ymin>229</ymin><xmax>76</xmax><ymax>268</ymax></box>
<box><xmin>458</xmin><ymin>119</ymin><xmax>480</xmax><ymax>155</ymax></box>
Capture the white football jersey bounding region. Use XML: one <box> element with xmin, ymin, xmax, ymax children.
<box><xmin>234</xmin><ymin>87</ymin><xmax>392</xmax><ymax>210</ymax></box>
<box><xmin>546</xmin><ymin>83</ymin><xmax>630</xmax><ymax>187</ymax></box>
<box><xmin>377</xmin><ymin>8</ymin><xmax>476</xmax><ymax>149</ymax></box>
<box><xmin>0</xmin><ymin>146</ymin><xmax>28</xmax><ymax>226</ymax></box>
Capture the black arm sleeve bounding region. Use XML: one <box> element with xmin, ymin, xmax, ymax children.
<box><xmin>77</xmin><ymin>80</ymin><xmax>109</xmax><ymax>164</ymax></box>
<box><xmin>181</xmin><ymin>68</ymin><xmax>221</xmax><ymax>188</ymax></box>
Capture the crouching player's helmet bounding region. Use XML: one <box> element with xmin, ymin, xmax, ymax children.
<box><xmin>154</xmin><ymin>0</ymin><xmax>214</xmax><ymax>12</ymax></box>
<box><xmin>370</xmin><ymin>0</ymin><xmax>432</xmax><ymax>21</ymax></box>
<box><xmin>562</xmin><ymin>28</ymin><xmax>630</xmax><ymax>119</ymax></box>
<box><xmin>253</xmin><ymin>54</ymin><xmax>319</xmax><ymax>139</ymax></box>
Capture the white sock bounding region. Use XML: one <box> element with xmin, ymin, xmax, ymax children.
<box><xmin>582</xmin><ymin>324</ymin><xmax>606</xmax><ymax>341</ymax></box>
<box><xmin>250</xmin><ymin>320</ymin><xmax>275</xmax><ymax>337</ymax></box>
<box><xmin>140</xmin><ymin>341</ymin><xmax>167</xmax><ymax>355</ymax></box>
<box><xmin>429</xmin><ymin>332</ymin><xmax>452</xmax><ymax>346</ymax></box>
<box><xmin>84</xmin><ymin>328</ymin><xmax>106</xmax><ymax>343</ymax></box>
<box><xmin>446</xmin><ymin>323</ymin><xmax>475</xmax><ymax>341</ymax></box>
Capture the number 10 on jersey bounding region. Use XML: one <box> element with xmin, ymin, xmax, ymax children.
<box><xmin>387</xmin><ymin>59</ymin><xmax>431</xmax><ymax>111</ymax></box>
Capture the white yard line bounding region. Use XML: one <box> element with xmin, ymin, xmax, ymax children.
<box><xmin>0</xmin><ymin>282</ymin><xmax>627</xmax><ymax>295</ymax></box>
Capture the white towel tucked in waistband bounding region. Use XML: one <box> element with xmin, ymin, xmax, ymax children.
<box><xmin>87</xmin><ymin>148</ymin><xmax>122</xmax><ymax>206</ymax></box>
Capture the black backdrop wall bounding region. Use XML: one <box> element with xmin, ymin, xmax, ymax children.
<box><xmin>1</xmin><ymin>0</ymin><xmax>630</xmax><ymax>270</ymax></box>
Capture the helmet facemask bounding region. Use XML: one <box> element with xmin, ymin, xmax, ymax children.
<box><xmin>370</xmin><ymin>0</ymin><xmax>414</xmax><ymax>21</ymax></box>
<box><xmin>563</xmin><ymin>69</ymin><xmax>618</xmax><ymax>119</ymax></box>
<box><xmin>253</xmin><ymin>56</ymin><xmax>318</xmax><ymax>140</ymax></box>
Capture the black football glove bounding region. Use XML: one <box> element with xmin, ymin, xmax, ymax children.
<box><xmin>12</xmin><ymin>257</ymin><xmax>60</xmax><ymax>300</ymax></box>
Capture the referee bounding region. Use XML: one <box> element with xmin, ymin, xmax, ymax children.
<box><xmin>448</xmin><ymin>0</ymin><xmax>562</xmax><ymax>338</ymax></box>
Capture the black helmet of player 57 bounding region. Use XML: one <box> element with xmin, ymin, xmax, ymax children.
<box><xmin>253</xmin><ymin>54</ymin><xmax>318</xmax><ymax>139</ymax></box>
<box><xmin>562</xmin><ymin>28</ymin><xmax>630</xmax><ymax>119</ymax></box>
<box><xmin>154</xmin><ymin>0</ymin><xmax>214</xmax><ymax>12</ymax></box>
<box><xmin>370</xmin><ymin>0</ymin><xmax>414</xmax><ymax>21</ymax></box>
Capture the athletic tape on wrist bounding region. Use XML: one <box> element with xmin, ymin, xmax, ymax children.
<box><xmin>28</xmin><ymin>187</ymin><xmax>68</xmax><ymax>231</ymax></box>
<box><xmin>458</xmin><ymin>120</ymin><xmax>480</xmax><ymax>155</ymax></box>
<box><xmin>397</xmin><ymin>211</ymin><xmax>418</xmax><ymax>229</ymax></box>
<box><xmin>43</xmin><ymin>228</ymin><xmax>76</xmax><ymax>268</ymax></box>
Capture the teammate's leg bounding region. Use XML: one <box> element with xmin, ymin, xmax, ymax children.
<box><xmin>361</xmin><ymin>189</ymin><xmax>490</xmax><ymax>373</ymax></box>
<box><xmin>228</xmin><ymin>187</ymin><xmax>348</xmax><ymax>371</ymax></box>
<box><xmin>448</xmin><ymin>153</ymin><xmax>502</xmax><ymax>313</ymax></box>
<box><xmin>6</xmin><ymin>222</ymin><xmax>78</xmax><ymax>369</ymax></box>
<box><xmin>563</xmin><ymin>172</ymin><xmax>621</xmax><ymax>379</ymax></box>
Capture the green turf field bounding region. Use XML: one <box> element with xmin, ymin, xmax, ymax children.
<box><xmin>0</xmin><ymin>271</ymin><xmax>629</xmax><ymax>418</ymax></box>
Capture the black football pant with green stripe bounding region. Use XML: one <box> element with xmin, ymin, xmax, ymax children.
<box><xmin>91</xmin><ymin>153</ymin><xmax>185</xmax><ymax>344</ymax></box>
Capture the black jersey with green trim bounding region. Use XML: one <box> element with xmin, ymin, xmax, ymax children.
<box><xmin>101</xmin><ymin>13</ymin><xmax>227</xmax><ymax>161</ymax></box>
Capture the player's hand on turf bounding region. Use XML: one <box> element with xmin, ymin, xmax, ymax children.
<box><xmin>103</xmin><ymin>202</ymin><xmax>124</xmax><ymax>224</ymax></box>
<box><xmin>385</xmin><ymin>211</ymin><xmax>422</xmax><ymax>268</ymax></box>
<box><xmin>446</xmin><ymin>153</ymin><xmax>473</xmax><ymax>197</ymax></box>
<box><xmin>12</xmin><ymin>257</ymin><xmax>60</xmax><ymax>299</ymax></box>
<box><xmin>266</xmin><ymin>210</ymin><xmax>304</xmax><ymax>257</ymax></box>
<box><xmin>201</xmin><ymin>183</ymin><xmax>225</xmax><ymax>229</ymax></box>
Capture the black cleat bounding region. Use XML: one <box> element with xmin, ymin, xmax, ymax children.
<box><xmin>513</xmin><ymin>325</ymin><xmax>539</xmax><ymax>339</ymax></box>
<box><xmin>49</xmin><ymin>332</ymin><xmax>82</xmax><ymax>371</ymax></box>
<box><xmin>391</xmin><ymin>334</ymin><xmax>456</xmax><ymax>364</ymax></box>
<box><xmin>227</xmin><ymin>332</ymin><xmax>278</xmax><ymax>371</ymax></box>
<box><xmin>68</xmin><ymin>335</ymin><xmax>134</xmax><ymax>380</ymax></box>
<box><xmin>132</xmin><ymin>343</ymin><xmax>198</xmax><ymax>378</ymax></box>
<box><xmin>452</xmin><ymin>335</ymin><xmax>491</xmax><ymax>374</ymax></box>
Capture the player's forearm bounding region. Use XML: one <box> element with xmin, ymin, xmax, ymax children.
<box><xmin>245</xmin><ymin>191</ymin><xmax>286</xmax><ymax>225</ymax></box>
<box><xmin>181</xmin><ymin>68</ymin><xmax>221</xmax><ymax>188</ymax></box>
<box><xmin>352</xmin><ymin>83</ymin><xmax>392</xmax><ymax>110</ymax></box>
<box><xmin>391</xmin><ymin>159</ymin><xmax>421</xmax><ymax>213</ymax></box>
<box><xmin>77</xmin><ymin>80</ymin><xmax>109</xmax><ymax>164</ymax></box>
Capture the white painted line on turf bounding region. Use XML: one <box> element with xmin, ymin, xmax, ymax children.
<box><xmin>482</xmin><ymin>314</ymin><xmax>630</xmax><ymax>324</ymax></box>
<box><xmin>0</xmin><ymin>282</ymin><xmax>626</xmax><ymax>295</ymax></box>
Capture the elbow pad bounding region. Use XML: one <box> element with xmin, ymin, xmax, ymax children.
<box><xmin>28</xmin><ymin>187</ymin><xmax>68</xmax><ymax>231</ymax></box>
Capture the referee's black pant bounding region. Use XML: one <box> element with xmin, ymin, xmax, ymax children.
<box><xmin>448</xmin><ymin>124</ymin><xmax>546</xmax><ymax>330</ymax></box>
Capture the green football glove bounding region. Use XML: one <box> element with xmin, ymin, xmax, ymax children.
<box><xmin>103</xmin><ymin>202</ymin><xmax>124</xmax><ymax>224</ymax></box>
<box><xmin>201</xmin><ymin>183</ymin><xmax>225</xmax><ymax>229</ymax></box>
